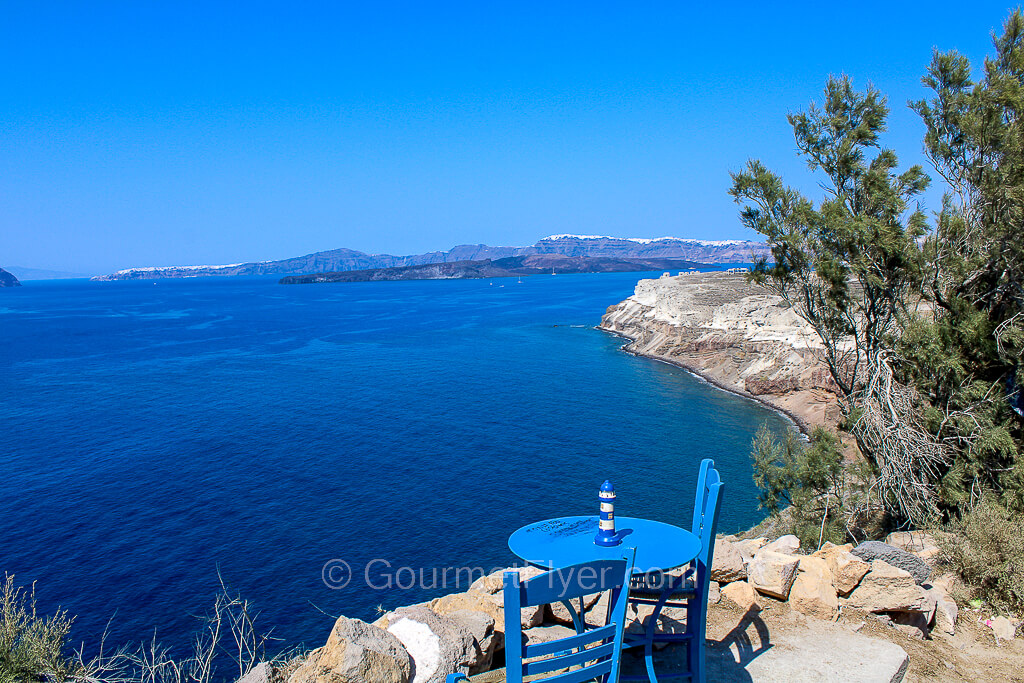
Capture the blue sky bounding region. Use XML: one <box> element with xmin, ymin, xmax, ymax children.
<box><xmin>1</xmin><ymin>2</ymin><xmax>1018</xmax><ymax>274</ymax></box>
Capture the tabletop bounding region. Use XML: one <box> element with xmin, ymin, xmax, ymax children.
<box><xmin>507</xmin><ymin>515</ymin><xmax>701</xmax><ymax>574</ymax></box>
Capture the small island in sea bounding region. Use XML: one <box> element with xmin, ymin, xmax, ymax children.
<box><xmin>0</xmin><ymin>267</ymin><xmax>22</xmax><ymax>287</ymax></box>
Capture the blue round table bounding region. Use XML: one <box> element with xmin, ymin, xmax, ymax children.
<box><xmin>508</xmin><ymin>515</ymin><xmax>700</xmax><ymax>574</ymax></box>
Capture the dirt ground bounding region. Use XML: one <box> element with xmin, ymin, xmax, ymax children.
<box><xmin>705</xmin><ymin>596</ymin><xmax>1024</xmax><ymax>683</ymax></box>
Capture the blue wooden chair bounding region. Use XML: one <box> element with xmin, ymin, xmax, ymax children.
<box><xmin>447</xmin><ymin>550</ymin><xmax>636</xmax><ymax>683</ymax></box>
<box><xmin>623</xmin><ymin>458</ymin><xmax>724</xmax><ymax>683</ymax></box>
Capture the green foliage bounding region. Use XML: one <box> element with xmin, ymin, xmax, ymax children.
<box><xmin>0</xmin><ymin>574</ymin><xmax>80</xmax><ymax>683</ymax></box>
<box><xmin>937</xmin><ymin>498</ymin><xmax>1024</xmax><ymax>613</ymax></box>
<box><xmin>906</xmin><ymin>10</ymin><xmax>1024</xmax><ymax>513</ymax></box>
<box><xmin>750</xmin><ymin>424</ymin><xmax>873</xmax><ymax>549</ymax></box>
<box><xmin>730</xmin><ymin>76</ymin><xmax>929</xmax><ymax>404</ymax></box>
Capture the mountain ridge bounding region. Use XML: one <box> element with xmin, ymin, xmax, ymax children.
<box><xmin>92</xmin><ymin>235</ymin><xmax>769</xmax><ymax>281</ymax></box>
<box><xmin>279</xmin><ymin>254</ymin><xmax>709</xmax><ymax>284</ymax></box>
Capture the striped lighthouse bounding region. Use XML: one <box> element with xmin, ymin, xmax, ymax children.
<box><xmin>594</xmin><ymin>480</ymin><xmax>619</xmax><ymax>546</ymax></box>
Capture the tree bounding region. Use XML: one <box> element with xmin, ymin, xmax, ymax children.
<box><xmin>729</xmin><ymin>76</ymin><xmax>945</xmax><ymax>524</ymax></box>
<box><xmin>750</xmin><ymin>424</ymin><xmax>874</xmax><ymax>548</ymax></box>
<box><xmin>907</xmin><ymin>10</ymin><xmax>1024</xmax><ymax>512</ymax></box>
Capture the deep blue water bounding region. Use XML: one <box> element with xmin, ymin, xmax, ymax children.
<box><xmin>0</xmin><ymin>272</ymin><xmax>790</xmax><ymax>655</ymax></box>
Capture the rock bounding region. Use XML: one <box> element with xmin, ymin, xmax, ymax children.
<box><xmin>289</xmin><ymin>615</ymin><xmax>411</xmax><ymax>683</ymax></box>
<box><xmin>523</xmin><ymin>624</ymin><xmax>578</xmax><ymax>647</ymax></box>
<box><xmin>430</xmin><ymin>588</ymin><xmax>544</xmax><ymax>632</ymax></box>
<box><xmin>843</xmin><ymin>561</ymin><xmax>930</xmax><ymax>613</ymax></box>
<box><xmin>811</xmin><ymin>542</ymin><xmax>853</xmax><ymax>561</ymax></box>
<box><xmin>462</xmin><ymin>567</ymin><xmax>547</xmax><ymax>630</ymax></box>
<box><xmin>762</xmin><ymin>534</ymin><xmax>800</xmax><ymax>555</ymax></box>
<box><xmin>885</xmin><ymin>531</ymin><xmax>941</xmax><ymax>562</ymax></box>
<box><xmin>625</xmin><ymin>603</ymin><xmax>688</xmax><ymax>637</ymax></box>
<box><xmin>891</xmin><ymin>611</ymin><xmax>930</xmax><ymax>639</ymax></box>
<box><xmin>788</xmin><ymin>556</ymin><xmax>839</xmax><ymax>621</ymax></box>
<box><xmin>708</xmin><ymin>581</ymin><xmax>721</xmax><ymax>605</ymax></box>
<box><xmin>992</xmin><ymin>616</ymin><xmax>1017</xmax><ymax>642</ymax></box>
<box><xmin>812</xmin><ymin>541</ymin><xmax>849</xmax><ymax>554</ymax></box>
<box><xmin>732</xmin><ymin>537</ymin><xmax>767</xmax><ymax>565</ymax></box>
<box><xmin>851</xmin><ymin>541</ymin><xmax>930</xmax><ymax>585</ymax></box>
<box><xmin>545</xmin><ymin>590</ymin><xmax>603</xmax><ymax>626</ymax></box>
<box><xmin>827</xmin><ymin>551</ymin><xmax>871</xmax><ymax>596</ymax></box>
<box><xmin>721</xmin><ymin>581</ymin><xmax>760</xmax><ymax>611</ymax></box>
<box><xmin>711</xmin><ymin>539</ymin><xmax>747</xmax><ymax>582</ymax></box>
<box><xmin>747</xmin><ymin>550</ymin><xmax>800</xmax><ymax>600</ymax></box>
<box><xmin>925</xmin><ymin>586</ymin><xmax>958</xmax><ymax>636</ymax></box>
<box><xmin>468</xmin><ymin>566</ymin><xmax>546</xmax><ymax>596</ymax></box>
<box><xmin>237</xmin><ymin>662</ymin><xmax>273</xmax><ymax>683</ymax></box>
<box><xmin>0</xmin><ymin>268</ymin><xmax>21</xmax><ymax>287</ymax></box>
<box><xmin>378</xmin><ymin>606</ymin><xmax>475</xmax><ymax>683</ymax></box>
<box><xmin>446</xmin><ymin>610</ymin><xmax>500</xmax><ymax>674</ymax></box>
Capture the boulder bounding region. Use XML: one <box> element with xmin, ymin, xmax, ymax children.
<box><xmin>545</xmin><ymin>590</ymin><xmax>603</xmax><ymax>626</ymax></box>
<box><xmin>925</xmin><ymin>586</ymin><xmax>958</xmax><ymax>636</ymax></box>
<box><xmin>446</xmin><ymin>609</ymin><xmax>500</xmax><ymax>674</ymax></box>
<box><xmin>826</xmin><ymin>551</ymin><xmax>871</xmax><ymax>596</ymax></box>
<box><xmin>813</xmin><ymin>541</ymin><xmax>850</xmax><ymax>553</ymax></box>
<box><xmin>732</xmin><ymin>537</ymin><xmax>767</xmax><ymax>565</ymax></box>
<box><xmin>430</xmin><ymin>589</ymin><xmax>543</xmax><ymax>631</ymax></box>
<box><xmin>721</xmin><ymin>581</ymin><xmax>760</xmax><ymax>611</ymax></box>
<box><xmin>289</xmin><ymin>615</ymin><xmax>412</xmax><ymax>683</ymax></box>
<box><xmin>811</xmin><ymin>542</ymin><xmax>853</xmax><ymax>561</ymax></box>
<box><xmin>625</xmin><ymin>603</ymin><xmax>687</xmax><ymax>637</ymax></box>
<box><xmin>851</xmin><ymin>541</ymin><xmax>930</xmax><ymax>585</ymax></box>
<box><xmin>842</xmin><ymin>561</ymin><xmax>930</xmax><ymax>613</ymax></box>
<box><xmin>468</xmin><ymin>566</ymin><xmax>546</xmax><ymax>595</ymax></box>
<box><xmin>710</xmin><ymin>539</ymin><xmax>747</xmax><ymax>583</ymax></box>
<box><xmin>707</xmin><ymin>581</ymin><xmax>721</xmax><ymax>605</ymax></box>
<box><xmin>523</xmin><ymin>624</ymin><xmax>578</xmax><ymax>647</ymax></box>
<box><xmin>885</xmin><ymin>531</ymin><xmax>941</xmax><ymax>562</ymax></box>
<box><xmin>788</xmin><ymin>556</ymin><xmax>839</xmax><ymax>621</ymax></box>
<box><xmin>378</xmin><ymin>606</ymin><xmax>475</xmax><ymax>683</ymax></box>
<box><xmin>762</xmin><ymin>534</ymin><xmax>800</xmax><ymax>555</ymax></box>
<box><xmin>237</xmin><ymin>662</ymin><xmax>273</xmax><ymax>683</ymax></box>
<box><xmin>747</xmin><ymin>550</ymin><xmax>800</xmax><ymax>600</ymax></box>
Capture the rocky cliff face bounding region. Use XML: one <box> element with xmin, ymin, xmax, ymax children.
<box><xmin>600</xmin><ymin>271</ymin><xmax>838</xmax><ymax>429</ymax></box>
<box><xmin>0</xmin><ymin>267</ymin><xmax>21</xmax><ymax>287</ymax></box>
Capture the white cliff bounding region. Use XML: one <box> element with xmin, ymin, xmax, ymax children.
<box><xmin>600</xmin><ymin>272</ymin><xmax>839</xmax><ymax>429</ymax></box>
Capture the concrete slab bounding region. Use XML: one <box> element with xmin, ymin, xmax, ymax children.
<box><xmin>705</xmin><ymin>609</ymin><xmax>909</xmax><ymax>683</ymax></box>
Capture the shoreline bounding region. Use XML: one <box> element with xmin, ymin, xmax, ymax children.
<box><xmin>596</xmin><ymin>324</ymin><xmax>812</xmax><ymax>435</ymax></box>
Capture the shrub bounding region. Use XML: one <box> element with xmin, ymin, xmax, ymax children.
<box><xmin>938</xmin><ymin>499</ymin><xmax>1024</xmax><ymax>614</ymax></box>
<box><xmin>0</xmin><ymin>574</ymin><xmax>81</xmax><ymax>683</ymax></box>
<box><xmin>750</xmin><ymin>423</ymin><xmax>877</xmax><ymax>550</ymax></box>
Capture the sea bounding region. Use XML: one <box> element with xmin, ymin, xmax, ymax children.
<box><xmin>0</xmin><ymin>271</ymin><xmax>791</xmax><ymax>656</ymax></box>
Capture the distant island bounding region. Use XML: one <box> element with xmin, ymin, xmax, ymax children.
<box><xmin>5</xmin><ymin>266</ymin><xmax>89</xmax><ymax>281</ymax></box>
<box><xmin>0</xmin><ymin>267</ymin><xmax>22</xmax><ymax>287</ymax></box>
<box><xmin>280</xmin><ymin>254</ymin><xmax>708</xmax><ymax>284</ymax></box>
<box><xmin>91</xmin><ymin>234</ymin><xmax>770</xmax><ymax>281</ymax></box>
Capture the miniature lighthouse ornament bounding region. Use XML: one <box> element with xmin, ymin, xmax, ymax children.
<box><xmin>594</xmin><ymin>480</ymin><xmax>619</xmax><ymax>546</ymax></box>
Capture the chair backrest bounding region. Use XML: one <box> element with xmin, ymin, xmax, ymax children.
<box><xmin>687</xmin><ymin>459</ymin><xmax>724</xmax><ymax>682</ymax></box>
<box><xmin>690</xmin><ymin>458</ymin><xmax>723</xmax><ymax>582</ymax></box>
<box><xmin>503</xmin><ymin>550</ymin><xmax>636</xmax><ymax>683</ymax></box>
